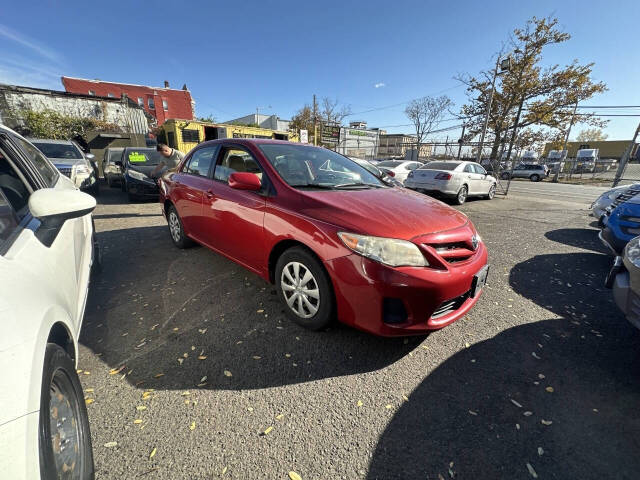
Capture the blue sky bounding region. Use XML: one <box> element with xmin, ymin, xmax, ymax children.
<box><xmin>1</xmin><ymin>0</ymin><xmax>639</xmax><ymax>140</ymax></box>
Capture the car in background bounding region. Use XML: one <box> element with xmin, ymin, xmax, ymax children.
<box><xmin>349</xmin><ymin>157</ymin><xmax>404</xmax><ymax>187</ymax></box>
<box><xmin>375</xmin><ymin>160</ymin><xmax>423</xmax><ymax>184</ymax></box>
<box><xmin>159</xmin><ymin>139</ymin><xmax>488</xmax><ymax>337</ymax></box>
<box><xmin>102</xmin><ymin>146</ymin><xmax>124</xmax><ymax>187</ymax></box>
<box><xmin>0</xmin><ymin>125</ymin><xmax>97</xmax><ymax>478</ymax></box>
<box><xmin>605</xmin><ymin>235</ymin><xmax>640</xmax><ymax>330</ymax></box>
<box><xmin>599</xmin><ymin>193</ymin><xmax>640</xmax><ymax>255</ymax></box>
<box><xmin>29</xmin><ymin>138</ymin><xmax>100</xmax><ymax>196</ymax></box>
<box><xmin>591</xmin><ymin>183</ymin><xmax>640</xmax><ymax>220</ymax></box>
<box><xmin>404</xmin><ymin>160</ymin><xmax>497</xmax><ymax>205</ymax></box>
<box><xmin>500</xmin><ymin>163</ymin><xmax>548</xmax><ymax>182</ymax></box>
<box><xmin>116</xmin><ymin>147</ymin><xmax>166</xmax><ymax>201</ymax></box>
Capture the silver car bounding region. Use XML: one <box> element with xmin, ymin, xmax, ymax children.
<box><xmin>29</xmin><ymin>139</ymin><xmax>99</xmax><ymax>195</ymax></box>
<box><xmin>501</xmin><ymin>163</ymin><xmax>548</xmax><ymax>182</ymax></box>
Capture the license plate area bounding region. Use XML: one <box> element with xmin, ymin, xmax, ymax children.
<box><xmin>471</xmin><ymin>265</ymin><xmax>489</xmax><ymax>298</ymax></box>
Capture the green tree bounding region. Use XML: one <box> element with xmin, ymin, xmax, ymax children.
<box><xmin>575</xmin><ymin>128</ymin><xmax>608</xmax><ymax>142</ymax></box>
<box><xmin>457</xmin><ymin>16</ymin><xmax>607</xmax><ymax>159</ymax></box>
<box><xmin>19</xmin><ymin>109</ymin><xmax>121</xmax><ymax>139</ymax></box>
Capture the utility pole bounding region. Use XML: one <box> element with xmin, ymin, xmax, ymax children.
<box><xmin>552</xmin><ymin>102</ymin><xmax>578</xmax><ymax>183</ymax></box>
<box><xmin>476</xmin><ymin>57</ymin><xmax>501</xmax><ymax>164</ymax></box>
<box><xmin>312</xmin><ymin>94</ymin><xmax>318</xmax><ymax>146</ymax></box>
<box><xmin>503</xmin><ymin>96</ymin><xmax>525</xmax><ymax>195</ymax></box>
<box><xmin>613</xmin><ymin>121</ymin><xmax>640</xmax><ymax>187</ymax></box>
<box><xmin>457</xmin><ymin>123</ymin><xmax>466</xmax><ymax>160</ymax></box>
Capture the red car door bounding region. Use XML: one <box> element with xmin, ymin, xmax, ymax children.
<box><xmin>202</xmin><ymin>145</ymin><xmax>267</xmax><ymax>273</ymax></box>
<box><xmin>170</xmin><ymin>146</ymin><xmax>217</xmax><ymax>242</ymax></box>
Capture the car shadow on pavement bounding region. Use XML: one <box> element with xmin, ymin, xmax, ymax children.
<box><xmin>544</xmin><ymin>227</ymin><xmax>608</xmax><ymax>254</ymax></box>
<box><xmin>367</xmin><ymin>251</ymin><xmax>640</xmax><ymax>480</ymax></box>
<box><xmin>82</xmin><ymin>225</ymin><xmax>421</xmax><ymax>392</ymax></box>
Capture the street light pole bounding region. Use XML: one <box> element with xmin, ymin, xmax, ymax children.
<box><xmin>475</xmin><ymin>57</ymin><xmax>501</xmax><ymax>164</ymax></box>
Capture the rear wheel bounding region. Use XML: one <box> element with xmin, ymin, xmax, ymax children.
<box><xmin>39</xmin><ymin>343</ymin><xmax>94</xmax><ymax>480</ymax></box>
<box><xmin>275</xmin><ymin>246</ymin><xmax>334</xmax><ymax>330</ymax></box>
<box><xmin>486</xmin><ymin>184</ymin><xmax>496</xmax><ymax>200</ymax></box>
<box><xmin>454</xmin><ymin>185</ymin><xmax>468</xmax><ymax>205</ymax></box>
<box><xmin>530</xmin><ymin>174</ymin><xmax>540</xmax><ymax>182</ymax></box>
<box><xmin>167</xmin><ymin>205</ymin><xmax>194</xmax><ymax>249</ymax></box>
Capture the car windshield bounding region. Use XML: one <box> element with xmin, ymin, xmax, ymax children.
<box><xmin>108</xmin><ymin>150</ymin><xmax>123</xmax><ymax>163</ymax></box>
<box><xmin>350</xmin><ymin>158</ymin><xmax>382</xmax><ymax>177</ymax></box>
<box><xmin>258</xmin><ymin>144</ymin><xmax>384</xmax><ymax>189</ymax></box>
<box><xmin>376</xmin><ymin>160</ymin><xmax>404</xmax><ymax>168</ymax></box>
<box><xmin>32</xmin><ymin>142</ymin><xmax>83</xmax><ymax>159</ymax></box>
<box><xmin>124</xmin><ymin>149</ymin><xmax>164</xmax><ymax>166</ymax></box>
<box><xmin>420</xmin><ymin>162</ymin><xmax>459</xmax><ymax>171</ymax></box>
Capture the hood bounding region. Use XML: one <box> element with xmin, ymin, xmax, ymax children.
<box><xmin>298</xmin><ymin>187</ymin><xmax>469</xmax><ymax>240</ymax></box>
<box><xmin>52</xmin><ymin>159</ymin><xmax>86</xmax><ymax>167</ymax></box>
<box><xmin>126</xmin><ymin>163</ymin><xmax>158</xmax><ymax>176</ymax></box>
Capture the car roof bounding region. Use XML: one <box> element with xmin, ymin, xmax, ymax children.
<box><xmin>27</xmin><ymin>138</ymin><xmax>75</xmax><ymax>145</ymax></box>
<box><xmin>200</xmin><ymin>138</ymin><xmax>300</xmax><ymax>147</ymax></box>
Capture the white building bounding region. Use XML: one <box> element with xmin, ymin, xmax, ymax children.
<box><xmin>226</xmin><ymin>113</ymin><xmax>291</xmax><ymax>132</ymax></box>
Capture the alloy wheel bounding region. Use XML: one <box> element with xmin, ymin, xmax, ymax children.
<box><xmin>280</xmin><ymin>261</ymin><xmax>320</xmax><ymax>319</ymax></box>
<box><xmin>458</xmin><ymin>186</ymin><xmax>467</xmax><ymax>204</ymax></box>
<box><xmin>169</xmin><ymin>211</ymin><xmax>181</xmax><ymax>243</ymax></box>
<box><xmin>49</xmin><ymin>370</ymin><xmax>83</xmax><ymax>479</ymax></box>
<box><xmin>488</xmin><ymin>184</ymin><xmax>496</xmax><ymax>199</ymax></box>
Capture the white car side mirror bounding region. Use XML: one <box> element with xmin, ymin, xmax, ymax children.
<box><xmin>29</xmin><ymin>188</ymin><xmax>96</xmax><ymax>220</ymax></box>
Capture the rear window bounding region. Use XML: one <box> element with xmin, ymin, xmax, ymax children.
<box><xmin>420</xmin><ymin>162</ymin><xmax>459</xmax><ymax>171</ymax></box>
<box><xmin>32</xmin><ymin>142</ymin><xmax>83</xmax><ymax>160</ymax></box>
<box><xmin>377</xmin><ymin>161</ymin><xmax>404</xmax><ymax>168</ymax></box>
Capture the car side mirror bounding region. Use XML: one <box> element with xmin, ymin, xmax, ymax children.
<box><xmin>85</xmin><ymin>153</ymin><xmax>95</xmax><ymax>161</ymax></box>
<box><xmin>228</xmin><ymin>172</ymin><xmax>261</xmax><ymax>191</ymax></box>
<box><xmin>29</xmin><ymin>188</ymin><xmax>97</xmax><ymax>247</ymax></box>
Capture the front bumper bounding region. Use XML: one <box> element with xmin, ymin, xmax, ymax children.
<box><xmin>612</xmin><ymin>270</ymin><xmax>640</xmax><ymax>330</ymax></box>
<box><xmin>599</xmin><ymin>228</ymin><xmax>625</xmax><ymax>255</ymax></box>
<box><xmin>126</xmin><ymin>177</ymin><xmax>159</xmax><ymax>197</ymax></box>
<box><xmin>325</xmin><ymin>243</ymin><xmax>488</xmax><ymax>336</ymax></box>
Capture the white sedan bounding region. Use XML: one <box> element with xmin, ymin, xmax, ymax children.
<box><xmin>0</xmin><ymin>125</ymin><xmax>97</xmax><ymax>478</ymax></box>
<box><xmin>375</xmin><ymin>160</ymin><xmax>423</xmax><ymax>184</ymax></box>
<box><xmin>404</xmin><ymin>160</ymin><xmax>497</xmax><ymax>205</ymax></box>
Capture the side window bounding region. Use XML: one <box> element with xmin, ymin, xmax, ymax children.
<box><xmin>183</xmin><ymin>146</ymin><xmax>217</xmax><ymax>177</ymax></box>
<box><xmin>0</xmin><ymin>188</ymin><xmax>19</xmax><ymax>244</ymax></box>
<box><xmin>464</xmin><ymin>164</ymin><xmax>474</xmax><ymax>173</ymax></box>
<box><xmin>0</xmin><ymin>146</ymin><xmax>34</xmax><ymax>226</ymax></box>
<box><xmin>214</xmin><ymin>147</ymin><xmax>263</xmax><ymax>183</ymax></box>
<box><xmin>407</xmin><ymin>163</ymin><xmax>419</xmax><ymax>171</ymax></box>
<box><xmin>13</xmin><ymin>137</ymin><xmax>59</xmax><ymax>187</ymax></box>
<box><xmin>474</xmin><ymin>164</ymin><xmax>487</xmax><ymax>175</ymax></box>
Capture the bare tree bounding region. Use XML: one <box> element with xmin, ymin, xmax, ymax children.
<box><xmin>321</xmin><ymin>97</ymin><xmax>352</xmax><ymax>125</ymax></box>
<box><xmin>405</xmin><ymin>95</ymin><xmax>453</xmax><ymax>159</ymax></box>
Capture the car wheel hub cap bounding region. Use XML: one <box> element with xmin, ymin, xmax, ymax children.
<box><xmin>49</xmin><ymin>375</ymin><xmax>81</xmax><ymax>479</ymax></box>
<box><xmin>169</xmin><ymin>212</ymin><xmax>181</xmax><ymax>242</ymax></box>
<box><xmin>281</xmin><ymin>261</ymin><xmax>320</xmax><ymax>319</ymax></box>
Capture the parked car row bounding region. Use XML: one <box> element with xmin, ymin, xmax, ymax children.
<box><xmin>592</xmin><ymin>183</ymin><xmax>640</xmax><ymax>330</ymax></box>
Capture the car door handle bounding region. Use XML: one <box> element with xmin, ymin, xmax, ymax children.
<box><xmin>206</xmin><ymin>189</ymin><xmax>215</xmax><ymax>198</ymax></box>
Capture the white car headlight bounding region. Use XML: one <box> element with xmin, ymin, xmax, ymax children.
<box><xmin>338</xmin><ymin>232</ymin><xmax>428</xmax><ymax>267</ymax></box>
<box><xmin>128</xmin><ymin>169</ymin><xmax>149</xmax><ymax>181</ymax></box>
<box><xmin>625</xmin><ymin>236</ymin><xmax>640</xmax><ymax>269</ymax></box>
<box><xmin>74</xmin><ymin>164</ymin><xmax>90</xmax><ymax>175</ymax></box>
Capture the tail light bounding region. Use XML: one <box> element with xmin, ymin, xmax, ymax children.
<box><xmin>435</xmin><ymin>173</ymin><xmax>452</xmax><ymax>180</ymax></box>
<box><xmin>383</xmin><ymin>169</ymin><xmax>395</xmax><ymax>177</ymax></box>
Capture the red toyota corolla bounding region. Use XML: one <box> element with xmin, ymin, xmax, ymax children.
<box><xmin>158</xmin><ymin>139</ymin><xmax>488</xmax><ymax>336</ymax></box>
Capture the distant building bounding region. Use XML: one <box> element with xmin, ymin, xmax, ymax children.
<box><xmin>543</xmin><ymin>140</ymin><xmax>639</xmax><ymax>160</ymax></box>
<box><xmin>378</xmin><ymin>134</ymin><xmax>432</xmax><ymax>159</ymax></box>
<box><xmin>226</xmin><ymin>113</ymin><xmax>291</xmax><ymax>132</ymax></box>
<box><xmin>336</xmin><ymin>127</ymin><xmax>379</xmax><ymax>159</ymax></box>
<box><xmin>349</xmin><ymin>120</ymin><xmax>367</xmax><ymax>129</ymax></box>
<box><xmin>61</xmin><ymin>76</ymin><xmax>195</xmax><ymax>125</ymax></box>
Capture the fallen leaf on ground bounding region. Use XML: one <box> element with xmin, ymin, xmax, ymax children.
<box><xmin>464</xmin><ymin>342</ymin><xmax>470</xmax><ymax>348</ymax></box>
<box><xmin>385</xmin><ymin>404</ymin><xmax>392</xmax><ymax>409</ymax></box>
<box><xmin>189</xmin><ymin>421</ymin><xmax>196</xmax><ymax>431</ymax></box>
<box><xmin>134</xmin><ymin>419</ymin><xmax>142</xmax><ymax>424</ymax></box>
<box><xmin>224</xmin><ymin>370</ymin><xmax>232</xmax><ymax>377</ymax></box>
<box><xmin>262</xmin><ymin>426</ymin><xmax>273</xmax><ymax>435</ymax></box>
<box><xmin>523</xmin><ymin>411</ymin><xmax>533</xmax><ymax>416</ymax></box>
<box><xmin>85</xmin><ymin>388</ymin><xmax>94</xmax><ymax>393</ymax></box>
<box><xmin>545</xmin><ymin>386</ymin><xmax>554</xmax><ymax>393</ymax></box>
<box><xmin>532</xmin><ymin>352</ymin><xmax>541</xmax><ymax>359</ymax></box>
<box><xmin>222</xmin><ymin>466</ymin><xmax>228</xmax><ymax>474</ymax></box>
<box><xmin>257</xmin><ymin>309</ymin><xmax>264</xmax><ymax>313</ymax></box>
<box><xmin>104</xmin><ymin>441</ymin><xmax>117</xmax><ymax>448</ymax></box>
<box><xmin>526</xmin><ymin>462</ymin><xmax>538</xmax><ymax>478</ymax></box>
<box><xmin>357</xmin><ymin>400</ymin><xmax>363</xmax><ymax>407</ymax></box>
<box><xmin>468</xmin><ymin>410</ymin><xmax>478</xmax><ymax>416</ymax></box>
<box><xmin>154</xmin><ymin>373</ymin><xmax>164</xmax><ymax>378</ymax></box>
<box><xmin>136</xmin><ymin>406</ymin><xmax>147</xmax><ymax>411</ymax></box>
<box><xmin>247</xmin><ymin>407</ymin><xmax>254</xmax><ymax>412</ymax></box>
<box><xmin>285</xmin><ymin>353</ymin><xmax>291</xmax><ymax>358</ymax></box>
<box><xmin>516</xmin><ymin>423</ymin><xmax>520</xmax><ymax>430</ymax></box>
<box><xmin>181</xmin><ymin>391</ymin><xmax>191</xmax><ymax>396</ymax></box>
<box><xmin>83</xmin><ymin>371</ymin><xmax>90</xmax><ymax>375</ymax></box>
<box><xmin>109</xmin><ymin>366</ymin><xmax>125</xmax><ymax>375</ymax></box>
<box><xmin>177</xmin><ymin>358</ymin><xmax>184</xmax><ymax>365</ymax></box>
<box><xmin>402</xmin><ymin>394</ymin><xmax>409</xmax><ymax>402</ymax></box>
<box><xmin>173</xmin><ymin>327</ymin><xmax>179</xmax><ymax>331</ymax></box>
<box><xmin>276</xmin><ymin>414</ymin><xmax>284</xmax><ymax>420</ymax></box>
<box><xmin>252</xmin><ymin>356</ymin><xmax>261</xmax><ymax>360</ymax></box>
<box><xmin>289</xmin><ymin>472</ymin><xmax>302</xmax><ymax>480</ymax></box>
<box><xmin>198</xmin><ymin>355</ymin><xmax>207</xmax><ymax>360</ymax></box>
<box><xmin>198</xmin><ymin>328</ymin><xmax>207</xmax><ymax>334</ymax></box>
<box><xmin>537</xmin><ymin>447</ymin><xmax>544</xmax><ymax>456</ymax></box>
<box><xmin>151</xmin><ymin>324</ymin><xmax>159</xmax><ymax>330</ymax></box>
<box><xmin>85</xmin><ymin>398</ymin><xmax>94</xmax><ymax>405</ymax></box>
<box><xmin>510</xmin><ymin>399</ymin><xmax>523</xmax><ymax>408</ymax></box>
<box><xmin>149</xmin><ymin>447</ymin><xmax>157</xmax><ymax>459</ymax></box>
<box><xmin>200</xmin><ymin>376</ymin><xmax>207</xmax><ymax>383</ymax></box>
<box><xmin>541</xmin><ymin>419</ymin><xmax>553</xmax><ymax>426</ymax></box>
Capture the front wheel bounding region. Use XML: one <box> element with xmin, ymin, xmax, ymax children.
<box><xmin>454</xmin><ymin>185</ymin><xmax>468</xmax><ymax>205</ymax></box>
<box><xmin>530</xmin><ymin>174</ymin><xmax>540</xmax><ymax>182</ymax></box>
<box><xmin>167</xmin><ymin>205</ymin><xmax>194</xmax><ymax>249</ymax></box>
<box><xmin>39</xmin><ymin>343</ymin><xmax>94</xmax><ymax>480</ymax></box>
<box><xmin>486</xmin><ymin>184</ymin><xmax>496</xmax><ymax>200</ymax></box>
<box><xmin>275</xmin><ymin>246</ymin><xmax>335</xmax><ymax>330</ymax></box>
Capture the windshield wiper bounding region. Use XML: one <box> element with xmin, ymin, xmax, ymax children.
<box><xmin>334</xmin><ymin>182</ymin><xmax>382</xmax><ymax>189</ymax></box>
<box><xmin>291</xmin><ymin>183</ymin><xmax>336</xmax><ymax>189</ymax></box>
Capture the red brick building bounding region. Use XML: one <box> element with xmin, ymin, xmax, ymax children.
<box><xmin>61</xmin><ymin>77</ymin><xmax>195</xmax><ymax>125</ymax></box>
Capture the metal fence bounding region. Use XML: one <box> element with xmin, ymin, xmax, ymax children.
<box><xmin>541</xmin><ymin>158</ymin><xmax>619</xmax><ymax>182</ymax></box>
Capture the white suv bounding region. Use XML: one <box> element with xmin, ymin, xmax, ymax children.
<box><xmin>0</xmin><ymin>125</ymin><xmax>97</xmax><ymax>478</ymax></box>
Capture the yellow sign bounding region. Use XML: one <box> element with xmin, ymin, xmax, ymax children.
<box><xmin>129</xmin><ymin>152</ymin><xmax>146</xmax><ymax>163</ymax></box>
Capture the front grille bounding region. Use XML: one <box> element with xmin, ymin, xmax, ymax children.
<box><xmin>425</xmin><ymin>241</ymin><xmax>475</xmax><ymax>263</ymax></box>
<box><xmin>432</xmin><ymin>291</ymin><xmax>469</xmax><ymax>319</ymax></box>
<box><xmin>57</xmin><ymin>166</ymin><xmax>73</xmax><ymax>178</ymax></box>
<box><xmin>610</xmin><ymin>186</ymin><xmax>640</xmax><ymax>210</ymax></box>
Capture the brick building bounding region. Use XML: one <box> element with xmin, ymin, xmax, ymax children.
<box><xmin>61</xmin><ymin>76</ymin><xmax>195</xmax><ymax>125</ymax></box>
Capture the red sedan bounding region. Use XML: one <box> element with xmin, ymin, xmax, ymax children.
<box><xmin>158</xmin><ymin>139</ymin><xmax>488</xmax><ymax>336</ymax></box>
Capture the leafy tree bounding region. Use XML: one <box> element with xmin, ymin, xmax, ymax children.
<box><xmin>290</xmin><ymin>104</ymin><xmax>314</xmax><ymax>133</ymax></box>
<box><xmin>405</xmin><ymin>95</ymin><xmax>453</xmax><ymax>158</ymax></box>
<box><xmin>197</xmin><ymin>115</ymin><xmax>216</xmax><ymax>123</ymax></box>
<box><xmin>575</xmin><ymin>128</ymin><xmax>608</xmax><ymax>142</ymax></box>
<box><xmin>457</xmin><ymin>16</ymin><xmax>607</xmax><ymax>159</ymax></box>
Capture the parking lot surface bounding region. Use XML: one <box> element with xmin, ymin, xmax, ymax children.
<box><xmin>79</xmin><ymin>184</ymin><xmax>640</xmax><ymax>479</ymax></box>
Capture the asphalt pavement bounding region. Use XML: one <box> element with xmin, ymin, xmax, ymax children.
<box><xmin>78</xmin><ymin>183</ymin><xmax>640</xmax><ymax>479</ymax></box>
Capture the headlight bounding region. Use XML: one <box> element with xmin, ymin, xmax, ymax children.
<box><xmin>625</xmin><ymin>236</ymin><xmax>640</xmax><ymax>269</ymax></box>
<box><xmin>338</xmin><ymin>232</ymin><xmax>428</xmax><ymax>267</ymax></box>
<box><xmin>128</xmin><ymin>169</ymin><xmax>149</xmax><ymax>181</ymax></box>
<box><xmin>74</xmin><ymin>164</ymin><xmax>90</xmax><ymax>175</ymax></box>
